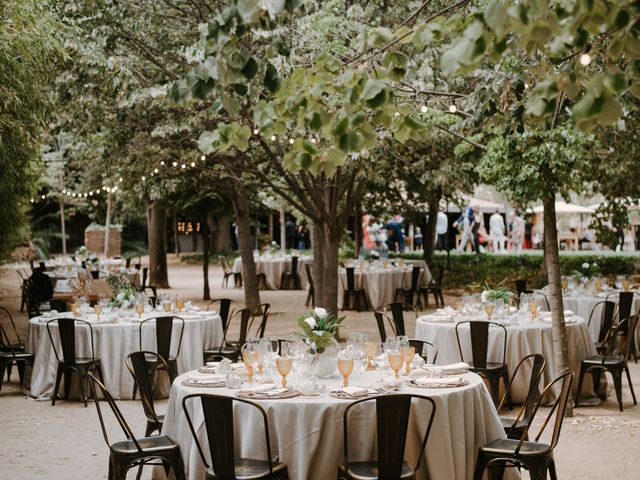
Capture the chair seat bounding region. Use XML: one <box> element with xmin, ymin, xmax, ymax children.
<box><xmin>60</xmin><ymin>358</ymin><xmax>101</xmax><ymax>366</ymax></box>
<box><xmin>111</xmin><ymin>435</ymin><xmax>180</xmax><ymax>455</ymax></box>
<box><xmin>469</xmin><ymin>362</ymin><xmax>507</xmax><ymax>373</ymax></box>
<box><xmin>206</xmin><ymin>458</ymin><xmax>288</xmax><ymax>480</ymax></box>
<box><xmin>582</xmin><ymin>354</ymin><xmax>625</xmax><ymax>366</ymax></box>
<box><xmin>480</xmin><ymin>438</ymin><xmax>551</xmax><ymax>457</ymax></box>
<box><xmin>0</xmin><ymin>343</ymin><xmax>25</xmax><ymax>353</ymax></box>
<box><xmin>0</xmin><ymin>351</ymin><xmax>34</xmax><ymax>361</ymax></box>
<box><xmin>338</xmin><ymin>460</ymin><xmax>415</xmax><ymax>480</ymax></box>
<box><xmin>344</xmin><ymin>289</ymin><xmax>366</xmax><ymax>294</ymax></box>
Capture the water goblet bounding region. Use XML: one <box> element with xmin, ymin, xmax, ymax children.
<box><xmin>175</xmin><ymin>293</ymin><xmax>185</xmax><ymax>311</ymax></box>
<box><xmin>623</xmin><ymin>277</ymin><xmax>631</xmax><ymax>291</ymax></box>
<box><xmin>275</xmin><ymin>355</ymin><xmax>293</xmax><ymax>387</ymax></box>
<box><xmin>529</xmin><ymin>299</ymin><xmax>539</xmax><ymax>321</ymax></box>
<box><xmin>484</xmin><ymin>302</ymin><xmax>495</xmax><ymax>321</ymax></box>
<box><xmin>364</xmin><ymin>341</ymin><xmax>379</xmax><ymax>370</ymax></box>
<box><xmin>403</xmin><ymin>345</ymin><xmax>416</xmax><ymax>374</ymax></box>
<box><xmin>337</xmin><ymin>350</ymin><xmax>355</xmax><ymax>387</ymax></box>
<box><xmin>387</xmin><ymin>349</ymin><xmax>404</xmax><ymax>379</ymax></box>
<box><xmin>241</xmin><ymin>341</ymin><xmax>259</xmax><ymax>383</ymax></box>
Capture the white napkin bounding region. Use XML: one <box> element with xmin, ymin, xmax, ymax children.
<box><xmin>440</xmin><ymin>362</ymin><xmax>469</xmax><ymax>374</ymax></box>
<box><xmin>341</xmin><ymin>386</ymin><xmax>369</xmax><ymax>397</ymax></box>
<box><xmin>418</xmin><ymin>314</ymin><xmax>453</xmax><ymax>323</ymax></box>
<box><xmin>257</xmin><ymin>377</ymin><xmax>274</xmax><ymax>384</ymax></box>
<box><xmin>414</xmin><ymin>376</ymin><xmax>466</xmax><ymax>387</ymax></box>
<box><xmin>409</xmin><ymin>369</ymin><xmax>428</xmax><ymax>379</ymax></box>
<box><xmin>383</xmin><ymin>376</ymin><xmax>401</xmax><ymax>389</ymax></box>
<box><xmin>238</xmin><ymin>384</ymin><xmax>275</xmax><ymax>394</ymax></box>
<box><xmin>187</xmin><ymin>373</ymin><xmax>225</xmax><ymax>382</ymax></box>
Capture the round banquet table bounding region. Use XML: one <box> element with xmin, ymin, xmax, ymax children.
<box><xmin>559</xmin><ymin>290</ymin><xmax>640</xmax><ymax>339</ymax></box>
<box><xmin>337</xmin><ymin>264</ymin><xmax>430</xmax><ymax>311</ymax></box>
<box><xmin>161</xmin><ymin>370</ymin><xmax>515</xmax><ymax>480</ymax></box>
<box><xmin>27</xmin><ymin>311</ymin><xmax>223</xmax><ymax>400</ymax></box>
<box><xmin>233</xmin><ymin>255</ymin><xmax>312</xmax><ymax>290</ymax></box>
<box><xmin>415</xmin><ymin>315</ymin><xmax>598</xmax><ymax>402</ymax></box>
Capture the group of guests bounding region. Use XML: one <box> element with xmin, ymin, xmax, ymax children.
<box><xmin>454</xmin><ymin>205</ymin><xmax>531</xmax><ymax>254</ymax></box>
<box><xmin>285</xmin><ymin>217</ymin><xmax>310</xmax><ymax>250</ymax></box>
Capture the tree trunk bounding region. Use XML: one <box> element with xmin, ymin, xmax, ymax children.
<box><xmin>148</xmin><ymin>201</ymin><xmax>170</xmax><ymax>288</ymax></box>
<box><xmin>543</xmin><ymin>194</ymin><xmax>572</xmax><ymax>413</ymax></box>
<box><xmin>312</xmin><ymin>221</ymin><xmax>325</xmax><ymax>310</ymax></box>
<box><xmin>173</xmin><ymin>211</ymin><xmax>180</xmax><ymax>255</ymax></box>
<box><xmin>354</xmin><ymin>203</ymin><xmax>363</xmax><ymax>259</ymax></box>
<box><xmin>202</xmin><ymin>215</ymin><xmax>211</xmax><ymax>301</ymax></box>
<box><xmin>231</xmin><ymin>188</ymin><xmax>261</xmax><ymax>311</ymax></box>
<box><xmin>210</xmin><ymin>215</ymin><xmax>232</xmax><ymax>253</ymax></box>
<box><xmin>423</xmin><ymin>195</ymin><xmax>440</xmax><ymax>264</ymax></box>
<box><xmin>321</xmin><ymin>223</ymin><xmax>341</xmax><ymax>316</ymax></box>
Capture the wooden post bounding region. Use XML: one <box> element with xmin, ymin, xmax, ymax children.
<box><xmin>103</xmin><ymin>191</ymin><xmax>112</xmax><ymax>256</ymax></box>
<box><xmin>280</xmin><ymin>205</ymin><xmax>286</xmax><ymax>252</ymax></box>
<box><xmin>60</xmin><ymin>196</ymin><xmax>67</xmax><ymax>255</ymax></box>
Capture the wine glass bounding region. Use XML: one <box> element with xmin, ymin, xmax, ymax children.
<box><xmin>561</xmin><ymin>277</ymin><xmax>569</xmax><ymax>291</ymax></box>
<box><xmin>135</xmin><ymin>301</ymin><xmax>145</xmax><ymax>319</ymax></box>
<box><xmin>241</xmin><ymin>341</ymin><xmax>259</xmax><ymax>383</ymax></box>
<box><xmin>615</xmin><ymin>275</ymin><xmax>624</xmax><ymax>290</ymax></box>
<box><xmin>386</xmin><ymin>341</ymin><xmax>404</xmax><ymax>379</ymax></box>
<box><xmin>594</xmin><ymin>277</ymin><xmax>603</xmax><ymax>293</ymax></box>
<box><xmin>175</xmin><ymin>293</ymin><xmax>185</xmax><ymax>311</ymax></box>
<box><xmin>403</xmin><ymin>345</ymin><xmax>416</xmax><ymax>374</ymax></box>
<box><xmin>94</xmin><ymin>301</ymin><xmax>104</xmax><ymax>320</ymax></box>
<box><xmin>337</xmin><ymin>349</ymin><xmax>355</xmax><ymax>387</ymax></box>
<box><xmin>70</xmin><ymin>296</ymin><xmax>79</xmax><ymax>317</ymax></box>
<box><xmin>275</xmin><ymin>355</ymin><xmax>293</xmax><ymax>387</ymax></box>
<box><xmin>484</xmin><ymin>302</ymin><xmax>495</xmax><ymax>321</ymax></box>
<box><xmin>161</xmin><ymin>294</ymin><xmax>172</xmax><ymax>312</ymax></box>
<box><xmin>529</xmin><ymin>299</ymin><xmax>539</xmax><ymax>321</ymax></box>
<box><xmin>623</xmin><ymin>276</ymin><xmax>631</xmax><ymax>291</ymax></box>
<box><xmin>364</xmin><ymin>341</ymin><xmax>380</xmax><ymax>370</ymax></box>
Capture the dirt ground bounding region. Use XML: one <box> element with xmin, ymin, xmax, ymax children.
<box><xmin>1</xmin><ymin>255</ymin><xmax>638</xmax><ymax>479</ymax></box>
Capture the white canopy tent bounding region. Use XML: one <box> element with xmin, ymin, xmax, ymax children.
<box><xmin>532</xmin><ymin>201</ymin><xmax>595</xmax><ymax>214</ymax></box>
<box><xmin>443</xmin><ymin>194</ymin><xmax>506</xmax><ymax>213</ymax></box>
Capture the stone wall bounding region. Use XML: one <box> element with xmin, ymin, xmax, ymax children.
<box><xmin>84</xmin><ymin>227</ymin><xmax>121</xmax><ymax>256</ymax></box>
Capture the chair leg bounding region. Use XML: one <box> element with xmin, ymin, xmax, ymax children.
<box><xmin>488</xmin><ymin>375</ymin><xmax>500</xmax><ymax>407</ymax></box>
<box><xmin>574</xmin><ymin>364</ymin><xmax>587</xmax><ymax>407</ymax></box>
<box><xmin>52</xmin><ymin>366</ymin><xmax>63</xmax><ymax>405</ymax></box>
<box><xmin>590</xmin><ymin>368</ymin><xmax>603</xmax><ymax>399</ymax></box>
<box><xmin>473</xmin><ymin>453</ymin><xmax>491</xmax><ymax>480</ymax></box>
<box><xmin>549</xmin><ymin>459</ymin><xmax>558</xmax><ymax>480</ymax></box>
<box><xmin>17</xmin><ymin>361</ymin><xmax>26</xmax><ymax>386</ymax></box>
<box><xmin>611</xmin><ymin>368</ymin><xmax>624</xmax><ymax>412</ymax></box>
<box><xmin>0</xmin><ymin>361</ymin><xmax>7</xmax><ymax>391</ymax></box>
<box><xmin>6</xmin><ymin>363</ymin><xmax>12</xmax><ymax>382</ymax></box>
<box><xmin>63</xmin><ymin>369</ymin><xmax>73</xmax><ymax>401</ymax></box>
<box><xmin>625</xmin><ymin>366</ymin><xmax>637</xmax><ymax>405</ymax></box>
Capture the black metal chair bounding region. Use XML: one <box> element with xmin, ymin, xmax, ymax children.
<box><xmin>182</xmin><ymin>393</ymin><xmax>289</xmax><ymax>479</ymax></box>
<box><xmin>140</xmin><ymin>267</ymin><xmax>157</xmax><ymax>297</ymax></box>
<box><xmin>0</xmin><ymin>305</ymin><xmax>26</xmax><ymax>382</ymax></box>
<box><xmin>515</xmin><ymin>279</ymin><xmax>528</xmax><ymax>297</ymax></box>
<box><xmin>305</xmin><ymin>263</ymin><xmax>315</xmax><ymax>308</ymax></box>
<box><xmin>419</xmin><ymin>264</ymin><xmax>445</xmax><ymax>308</ymax></box>
<box><xmin>587</xmin><ymin>300</ymin><xmax>616</xmax><ymax>354</ymax></box>
<box><xmin>408</xmin><ymin>339</ymin><xmax>438</xmax><ymax>364</ymax></box>
<box><xmin>342</xmin><ymin>267</ymin><xmax>368</xmax><ymax>311</ymax></box>
<box><xmin>87</xmin><ymin>373</ymin><xmax>186</xmax><ymax>480</ymax></box>
<box><xmin>204</xmin><ymin>308</ymin><xmax>250</xmax><ymax>363</ymax></box>
<box><xmin>134</xmin><ymin>316</ymin><xmax>185</xmax><ymax>400</ymax></box>
<box><xmin>337</xmin><ymin>394</ymin><xmax>436</xmax><ymax>480</ymax></box>
<box><xmin>394</xmin><ymin>265</ymin><xmax>422</xmax><ymax>307</ymax></box>
<box><xmin>575</xmin><ymin>315</ymin><xmax>638</xmax><ymax>412</ymax></box>
<box><xmin>248</xmin><ymin>303</ymin><xmax>271</xmax><ymax>338</ymax></box>
<box><xmin>455</xmin><ymin>320</ymin><xmax>510</xmax><ymax>407</ymax></box>
<box><xmin>374</xmin><ymin>311</ymin><xmax>396</xmax><ymax>343</ymax></box>
<box><xmin>220</xmin><ymin>256</ymin><xmax>242</xmax><ymax>288</ymax></box>
<box><xmin>497</xmin><ymin>354</ymin><xmax>546</xmax><ymax>440</ymax></box>
<box><xmin>47</xmin><ymin>317</ymin><xmax>104</xmax><ymax>407</ymax></box>
<box><xmin>207</xmin><ymin>298</ymin><xmax>236</xmax><ymax>333</ymax></box>
<box><xmin>384</xmin><ymin>302</ymin><xmax>418</xmax><ymax>337</ymax></box>
<box><xmin>472</xmin><ymin>371</ymin><xmax>574</xmax><ymax>480</ymax></box>
<box><xmin>607</xmin><ymin>290</ymin><xmax>638</xmax><ymax>359</ymax></box>
<box><xmin>125</xmin><ymin>351</ymin><xmax>170</xmax><ymax>436</ymax></box>
<box><xmin>0</xmin><ymin>325</ymin><xmax>34</xmax><ymax>392</ymax></box>
<box><xmin>280</xmin><ymin>256</ymin><xmax>302</xmax><ymax>290</ymax></box>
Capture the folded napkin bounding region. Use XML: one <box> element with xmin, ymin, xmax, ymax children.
<box><xmin>409</xmin><ymin>369</ymin><xmax>428</xmax><ymax>379</ymax></box>
<box><xmin>383</xmin><ymin>376</ymin><xmax>401</xmax><ymax>389</ymax></box>
<box><xmin>413</xmin><ymin>376</ymin><xmax>467</xmax><ymax>387</ymax></box>
<box><xmin>418</xmin><ymin>314</ymin><xmax>453</xmax><ymax>323</ymax></box>
<box><xmin>187</xmin><ymin>373</ymin><xmax>225</xmax><ymax>382</ymax></box>
<box><xmin>238</xmin><ymin>384</ymin><xmax>275</xmax><ymax>394</ymax></box>
<box><xmin>539</xmin><ymin>310</ymin><xmax>573</xmax><ymax>320</ymax></box>
<box><xmin>230</xmin><ymin>362</ymin><xmax>245</xmax><ymax>370</ymax></box>
<box><xmin>440</xmin><ymin>362</ymin><xmax>469</xmax><ymax>374</ymax></box>
<box><xmin>206</xmin><ymin>362</ymin><xmax>220</xmax><ymax>367</ymax></box>
<box><xmin>257</xmin><ymin>377</ymin><xmax>274</xmax><ymax>384</ymax></box>
<box><xmin>341</xmin><ymin>386</ymin><xmax>369</xmax><ymax>397</ymax></box>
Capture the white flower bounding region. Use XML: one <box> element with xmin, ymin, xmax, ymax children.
<box><xmin>304</xmin><ymin>317</ymin><xmax>316</xmax><ymax>329</ymax></box>
<box><xmin>480</xmin><ymin>291</ymin><xmax>488</xmax><ymax>303</ymax></box>
<box><xmin>116</xmin><ymin>292</ymin><xmax>125</xmax><ymax>301</ymax></box>
<box><xmin>582</xmin><ymin>262</ymin><xmax>590</xmax><ymax>269</ymax></box>
<box><xmin>312</xmin><ymin>330</ymin><xmax>325</xmax><ymax>336</ymax></box>
<box><xmin>313</xmin><ymin>307</ymin><xmax>327</xmax><ymax>319</ymax></box>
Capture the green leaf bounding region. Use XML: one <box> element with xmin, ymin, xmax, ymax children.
<box><xmin>332</xmin><ymin>117</ymin><xmax>349</xmax><ymax>136</ymax></box>
<box><xmin>366</xmin><ymin>89</ymin><xmax>388</xmax><ymax>109</ymax></box>
<box><xmin>192</xmin><ymin>78</ymin><xmax>216</xmax><ymax>100</ymax></box>
<box><xmin>198</xmin><ymin>131</ymin><xmax>219</xmax><ymax>154</ymax></box>
<box><xmin>233</xmin><ymin>83</ymin><xmax>249</xmax><ymax>96</ymax></box>
<box><xmin>231</xmin><ymin>125</ymin><xmax>252</xmax><ymax>151</ymax></box>
<box><xmin>361</xmin><ymin>79</ymin><xmax>385</xmax><ymax>100</ymax></box>
<box><xmin>241</xmin><ymin>57</ymin><xmax>259</xmax><ymax>79</ymax></box>
<box><xmin>222</xmin><ymin>95</ymin><xmax>240</xmax><ymax>116</ymax></box>
<box><xmin>237</xmin><ymin>0</ymin><xmax>262</xmax><ymax>24</ymax></box>
<box><xmin>350</xmin><ymin>112</ymin><xmax>366</xmax><ymax>128</ymax></box>
<box><xmin>264</xmin><ymin>62</ymin><xmax>281</xmax><ymax>92</ymax></box>
<box><xmin>338</xmin><ymin>132</ymin><xmax>359</xmax><ymax>153</ymax></box>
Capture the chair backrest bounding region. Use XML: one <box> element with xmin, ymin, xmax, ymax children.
<box><xmin>208</xmin><ymin>298</ymin><xmax>236</xmax><ymax>332</ymax></box>
<box><xmin>249</xmin><ymin>303</ymin><xmax>270</xmax><ymax>338</ymax></box>
<box><xmin>290</xmin><ymin>256</ymin><xmax>299</xmax><ymax>275</ymax></box>
<box><xmin>345</xmin><ymin>267</ymin><xmax>357</xmax><ymax>291</ymax></box>
<box><xmin>498</xmin><ymin>354</ymin><xmax>546</xmax><ymax>425</ymax></box>
<box><xmin>515</xmin><ymin>279</ymin><xmax>527</xmax><ymax>297</ymax></box>
<box><xmin>222</xmin><ymin>308</ymin><xmax>251</xmax><ymax>348</ymax></box>
<box><xmin>374</xmin><ymin>311</ymin><xmax>394</xmax><ymax>342</ymax></box>
<box><xmin>587</xmin><ymin>301</ymin><xmax>616</xmax><ymax>343</ymax></box>
<box><xmin>305</xmin><ymin>263</ymin><xmax>314</xmax><ymax>289</ymax></box>
<box><xmin>515</xmin><ymin>371</ymin><xmax>574</xmax><ymax>454</ymax></box>
<box><xmin>125</xmin><ymin>351</ymin><xmax>168</xmax><ymax>424</ymax></box>
<box><xmin>87</xmin><ymin>373</ymin><xmax>142</xmax><ymax>452</ymax></box>
<box><xmin>618</xmin><ymin>291</ymin><xmax>635</xmax><ymax>322</ymax></box>
<box><xmin>139</xmin><ymin>316</ymin><xmax>185</xmax><ymax>361</ymax></box>
<box><xmin>409</xmin><ymin>265</ymin><xmax>422</xmax><ymax>290</ymax></box>
<box><xmin>408</xmin><ymin>339</ymin><xmax>438</xmax><ymax>364</ymax></box>
<box><xmin>455</xmin><ymin>321</ymin><xmax>507</xmax><ymax>368</ymax></box>
<box><xmin>612</xmin><ymin>315</ymin><xmax>639</xmax><ymax>361</ymax></box>
<box><xmin>0</xmin><ymin>305</ymin><xmax>21</xmax><ymax>345</ymax></box>
<box><xmin>142</xmin><ymin>267</ymin><xmax>149</xmax><ymax>288</ymax></box>
<box><xmin>182</xmin><ymin>393</ymin><xmax>274</xmax><ymax>477</ymax></box>
<box><xmin>343</xmin><ymin>394</ymin><xmax>436</xmax><ymax>476</ymax></box>
<box><xmin>0</xmin><ymin>325</ymin><xmax>17</xmax><ymax>356</ymax></box>
<box><xmin>46</xmin><ymin>317</ymin><xmax>95</xmax><ymax>363</ymax></box>
<box><xmin>533</xmin><ymin>290</ymin><xmax>551</xmax><ymax>311</ymax></box>
<box><xmin>385</xmin><ymin>303</ymin><xmax>408</xmax><ymax>336</ymax></box>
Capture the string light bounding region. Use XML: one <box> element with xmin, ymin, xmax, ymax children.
<box><xmin>118</xmin><ymin>177</ymin><xmax>123</xmax><ymax>183</ymax></box>
<box><xmin>394</xmin><ymin>112</ymin><xmax>400</xmax><ymax>118</ymax></box>
<box><xmin>160</xmin><ymin>161</ymin><xmax>165</xmax><ymax>166</ymax></box>
<box><xmin>30</xmin><ymin>198</ymin><xmax>34</xmax><ymax>203</ymax></box>
<box><xmin>154</xmin><ymin>168</ymin><xmax>159</xmax><ymax>173</ymax></box>
<box><xmin>579</xmin><ymin>53</ymin><xmax>591</xmax><ymax>66</ymax></box>
<box><xmin>141</xmin><ymin>175</ymin><xmax>146</xmax><ymax>181</ymax></box>
<box><xmin>190</xmin><ymin>162</ymin><xmax>195</xmax><ymax>167</ymax></box>
<box><xmin>288</xmin><ymin>138</ymin><xmax>294</xmax><ymax>145</ymax></box>
<box><xmin>41</xmin><ymin>195</ymin><xmax>46</xmax><ymax>199</ymax></box>
<box><xmin>270</xmin><ymin>135</ymin><xmax>276</xmax><ymax>141</ymax></box>
<box><xmin>420</xmin><ymin>105</ymin><xmax>428</xmax><ymax>113</ymax></box>
<box><xmin>253</xmin><ymin>128</ymin><xmax>259</xmax><ymax>135</ymax></box>
<box><xmin>181</xmin><ymin>164</ymin><xmax>186</xmax><ymax>169</ymax></box>
<box><xmin>310</xmin><ymin>138</ymin><xmax>317</xmax><ymax>144</ymax></box>
<box><xmin>200</xmin><ymin>155</ymin><xmax>206</xmax><ymax>161</ymax></box>
<box><xmin>448</xmin><ymin>105</ymin><xmax>457</xmax><ymax>113</ymax></box>
<box><xmin>172</xmin><ymin>161</ymin><xmax>178</xmax><ymax>167</ymax></box>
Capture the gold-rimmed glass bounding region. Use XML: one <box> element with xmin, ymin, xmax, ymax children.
<box><xmin>175</xmin><ymin>294</ymin><xmax>185</xmax><ymax>311</ymax></box>
<box><xmin>403</xmin><ymin>346</ymin><xmax>416</xmax><ymax>374</ymax></box>
<box><xmin>364</xmin><ymin>341</ymin><xmax>379</xmax><ymax>370</ymax></box>
<box><xmin>135</xmin><ymin>302</ymin><xmax>145</xmax><ymax>319</ymax></box>
<box><xmin>70</xmin><ymin>296</ymin><xmax>79</xmax><ymax>317</ymax></box>
<box><xmin>387</xmin><ymin>350</ymin><xmax>403</xmax><ymax>379</ymax></box>
<box><xmin>242</xmin><ymin>342</ymin><xmax>259</xmax><ymax>383</ymax></box>
<box><xmin>94</xmin><ymin>303</ymin><xmax>103</xmax><ymax>320</ymax></box>
<box><xmin>484</xmin><ymin>302</ymin><xmax>495</xmax><ymax>321</ymax></box>
<box><xmin>594</xmin><ymin>277</ymin><xmax>603</xmax><ymax>293</ymax></box>
<box><xmin>529</xmin><ymin>299</ymin><xmax>539</xmax><ymax>320</ymax></box>
<box><xmin>623</xmin><ymin>277</ymin><xmax>631</xmax><ymax>291</ymax></box>
<box><xmin>275</xmin><ymin>355</ymin><xmax>293</xmax><ymax>387</ymax></box>
<box><xmin>337</xmin><ymin>351</ymin><xmax>354</xmax><ymax>387</ymax></box>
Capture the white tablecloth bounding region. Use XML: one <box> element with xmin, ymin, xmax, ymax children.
<box><xmin>415</xmin><ymin>315</ymin><xmax>597</xmax><ymax>402</ymax></box>
<box><xmin>162</xmin><ymin>370</ymin><xmax>512</xmax><ymax>480</ymax></box>
<box><xmin>233</xmin><ymin>255</ymin><xmax>312</xmax><ymax>290</ymax></box>
<box><xmin>338</xmin><ymin>262</ymin><xmax>430</xmax><ymax>311</ymax></box>
<box><xmin>26</xmin><ymin>311</ymin><xmax>223</xmax><ymax>400</ymax></box>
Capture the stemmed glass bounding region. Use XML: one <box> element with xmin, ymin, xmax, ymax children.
<box><xmin>160</xmin><ymin>294</ymin><xmax>173</xmax><ymax>312</ymax></box>
<box><xmin>275</xmin><ymin>342</ymin><xmax>293</xmax><ymax>387</ymax></box>
<box><xmin>241</xmin><ymin>340</ymin><xmax>259</xmax><ymax>383</ymax></box>
<box><xmin>386</xmin><ymin>340</ymin><xmax>404</xmax><ymax>379</ymax></box>
<box><xmin>175</xmin><ymin>293</ymin><xmax>185</xmax><ymax>311</ymax></box>
<box><xmin>134</xmin><ymin>293</ymin><xmax>147</xmax><ymax>319</ymax></box>
<box><xmin>337</xmin><ymin>349</ymin><xmax>355</xmax><ymax>387</ymax></box>
<box><xmin>403</xmin><ymin>345</ymin><xmax>416</xmax><ymax>374</ymax></box>
<box><xmin>615</xmin><ymin>275</ymin><xmax>624</xmax><ymax>290</ymax></box>
<box><xmin>484</xmin><ymin>302</ymin><xmax>495</xmax><ymax>321</ymax></box>
<box><xmin>364</xmin><ymin>341</ymin><xmax>380</xmax><ymax>370</ymax></box>
<box><xmin>528</xmin><ymin>299</ymin><xmax>539</xmax><ymax>321</ymax></box>
<box><xmin>623</xmin><ymin>276</ymin><xmax>631</xmax><ymax>291</ymax></box>
<box><xmin>70</xmin><ymin>296</ymin><xmax>79</xmax><ymax>317</ymax></box>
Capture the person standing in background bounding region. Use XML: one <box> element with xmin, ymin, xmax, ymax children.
<box><xmin>510</xmin><ymin>211</ymin><xmax>525</xmax><ymax>254</ymax></box>
<box><xmin>285</xmin><ymin>217</ymin><xmax>296</xmax><ymax>249</ymax></box>
<box><xmin>489</xmin><ymin>210</ymin><xmax>506</xmax><ymax>253</ymax></box>
<box><xmin>436</xmin><ymin>211</ymin><xmax>448</xmax><ymax>250</ymax></box>
<box><xmin>414</xmin><ymin>227</ymin><xmax>424</xmax><ymax>251</ymax></box>
<box><xmin>471</xmin><ymin>206</ymin><xmax>484</xmax><ymax>254</ymax></box>
<box><xmin>453</xmin><ymin>205</ymin><xmax>475</xmax><ymax>252</ymax></box>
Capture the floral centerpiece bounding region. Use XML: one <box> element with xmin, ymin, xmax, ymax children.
<box><xmin>268</xmin><ymin>241</ymin><xmax>280</xmax><ymax>254</ymax></box>
<box><xmin>480</xmin><ymin>283</ymin><xmax>514</xmax><ymax>305</ymax></box>
<box><xmin>106</xmin><ymin>273</ymin><xmax>135</xmax><ymax>307</ymax></box>
<box><xmin>573</xmin><ymin>262</ymin><xmax>601</xmax><ymax>279</ymax></box>
<box><xmin>364</xmin><ymin>249</ymin><xmax>380</xmax><ymax>261</ymax></box>
<box><xmin>295</xmin><ymin>307</ymin><xmax>344</xmax><ymax>378</ymax></box>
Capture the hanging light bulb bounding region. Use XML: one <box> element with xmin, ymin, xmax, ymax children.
<box><xmin>118</xmin><ymin>177</ymin><xmax>123</xmax><ymax>183</ymax></box>
<box><xmin>448</xmin><ymin>105</ymin><xmax>457</xmax><ymax>113</ymax></box>
<box><xmin>41</xmin><ymin>195</ymin><xmax>46</xmax><ymax>199</ymax></box>
<box><xmin>172</xmin><ymin>161</ymin><xmax>178</xmax><ymax>167</ymax></box>
<box><xmin>253</xmin><ymin>128</ymin><xmax>259</xmax><ymax>135</ymax></box>
<box><xmin>154</xmin><ymin>168</ymin><xmax>159</xmax><ymax>173</ymax></box>
<box><xmin>30</xmin><ymin>198</ymin><xmax>34</xmax><ymax>203</ymax></box>
<box><xmin>200</xmin><ymin>155</ymin><xmax>205</xmax><ymax>161</ymax></box>
<box><xmin>289</xmin><ymin>138</ymin><xmax>295</xmax><ymax>145</ymax></box>
<box><xmin>579</xmin><ymin>53</ymin><xmax>591</xmax><ymax>66</ymax></box>
<box><xmin>190</xmin><ymin>162</ymin><xmax>195</xmax><ymax>167</ymax></box>
<box><xmin>84</xmin><ymin>193</ymin><xmax>88</xmax><ymax>197</ymax></box>
<box><xmin>420</xmin><ymin>105</ymin><xmax>428</xmax><ymax>113</ymax></box>
<box><xmin>181</xmin><ymin>164</ymin><xmax>186</xmax><ymax>169</ymax></box>
<box><xmin>270</xmin><ymin>135</ymin><xmax>276</xmax><ymax>141</ymax></box>
<box><xmin>89</xmin><ymin>191</ymin><xmax>93</xmax><ymax>196</ymax></box>
<box><xmin>141</xmin><ymin>175</ymin><xmax>146</xmax><ymax>181</ymax></box>
<box><xmin>160</xmin><ymin>161</ymin><xmax>165</xmax><ymax>166</ymax></box>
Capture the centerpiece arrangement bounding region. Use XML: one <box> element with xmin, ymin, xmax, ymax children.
<box><xmin>106</xmin><ymin>273</ymin><xmax>135</xmax><ymax>307</ymax></box>
<box><xmin>295</xmin><ymin>307</ymin><xmax>344</xmax><ymax>378</ymax></box>
<box><xmin>480</xmin><ymin>283</ymin><xmax>514</xmax><ymax>305</ymax></box>
<box><xmin>573</xmin><ymin>262</ymin><xmax>601</xmax><ymax>280</ymax></box>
